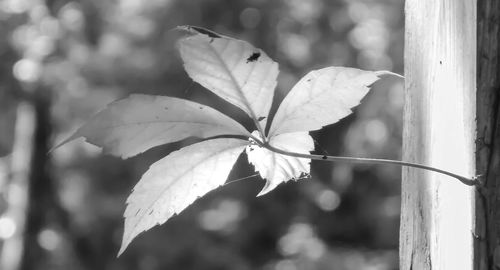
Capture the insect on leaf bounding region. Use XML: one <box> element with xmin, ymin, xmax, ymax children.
<box><xmin>246</xmin><ymin>131</ymin><xmax>314</xmax><ymax>196</ymax></box>
<box><xmin>269</xmin><ymin>67</ymin><xmax>384</xmax><ymax>136</ymax></box>
<box><xmin>119</xmin><ymin>138</ymin><xmax>247</xmax><ymax>255</ymax></box>
<box><xmin>55</xmin><ymin>94</ymin><xmax>249</xmax><ymax>158</ymax></box>
<box><xmin>177</xmin><ymin>26</ymin><xmax>279</xmax><ymax>132</ymax></box>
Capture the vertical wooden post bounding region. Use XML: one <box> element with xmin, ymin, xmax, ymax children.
<box><xmin>401</xmin><ymin>1</ymin><xmax>476</xmax><ymax>269</ymax></box>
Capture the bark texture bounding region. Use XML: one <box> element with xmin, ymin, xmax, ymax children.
<box><xmin>401</xmin><ymin>1</ymin><xmax>476</xmax><ymax>269</ymax></box>
<box><xmin>475</xmin><ymin>0</ymin><xmax>500</xmax><ymax>269</ymax></box>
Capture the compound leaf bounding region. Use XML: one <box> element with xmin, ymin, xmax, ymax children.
<box><xmin>55</xmin><ymin>28</ymin><xmax>399</xmax><ymax>257</ymax></box>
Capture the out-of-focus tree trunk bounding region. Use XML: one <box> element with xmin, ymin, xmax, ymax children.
<box><xmin>19</xmin><ymin>89</ymin><xmax>53</xmax><ymax>270</ymax></box>
<box><xmin>401</xmin><ymin>0</ymin><xmax>476</xmax><ymax>269</ymax></box>
<box><xmin>0</xmin><ymin>87</ymin><xmax>83</xmax><ymax>270</ymax></box>
<box><xmin>0</xmin><ymin>0</ymin><xmax>93</xmax><ymax>268</ymax></box>
<box><xmin>0</xmin><ymin>97</ymin><xmax>37</xmax><ymax>270</ymax></box>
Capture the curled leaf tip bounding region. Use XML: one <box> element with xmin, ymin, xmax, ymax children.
<box><xmin>256</xmin><ymin>180</ymin><xmax>278</xmax><ymax>197</ymax></box>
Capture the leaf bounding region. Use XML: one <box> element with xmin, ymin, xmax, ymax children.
<box><xmin>269</xmin><ymin>67</ymin><xmax>383</xmax><ymax>136</ymax></box>
<box><xmin>246</xmin><ymin>131</ymin><xmax>314</xmax><ymax>196</ymax></box>
<box><xmin>177</xmin><ymin>26</ymin><xmax>279</xmax><ymax>131</ymax></box>
<box><xmin>119</xmin><ymin>138</ymin><xmax>247</xmax><ymax>255</ymax></box>
<box><xmin>53</xmin><ymin>28</ymin><xmax>396</xmax><ymax>257</ymax></box>
<box><xmin>56</xmin><ymin>94</ymin><xmax>249</xmax><ymax>158</ymax></box>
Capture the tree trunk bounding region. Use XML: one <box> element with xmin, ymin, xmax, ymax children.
<box><xmin>474</xmin><ymin>0</ymin><xmax>500</xmax><ymax>269</ymax></box>
<box><xmin>401</xmin><ymin>1</ymin><xmax>476</xmax><ymax>269</ymax></box>
<box><xmin>20</xmin><ymin>89</ymin><xmax>55</xmax><ymax>270</ymax></box>
<box><xmin>0</xmin><ymin>88</ymin><xmax>56</xmax><ymax>270</ymax></box>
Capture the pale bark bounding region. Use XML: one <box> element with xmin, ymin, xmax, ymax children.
<box><xmin>401</xmin><ymin>1</ymin><xmax>476</xmax><ymax>269</ymax></box>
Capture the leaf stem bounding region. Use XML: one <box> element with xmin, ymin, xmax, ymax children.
<box><xmin>256</xmin><ymin>141</ymin><xmax>477</xmax><ymax>186</ymax></box>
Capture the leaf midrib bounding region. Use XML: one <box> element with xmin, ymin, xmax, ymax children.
<box><xmin>205</xmin><ymin>40</ymin><xmax>265</xmax><ymax>136</ymax></box>
<box><xmin>91</xmin><ymin>120</ymin><xmax>246</xmax><ymax>131</ymax></box>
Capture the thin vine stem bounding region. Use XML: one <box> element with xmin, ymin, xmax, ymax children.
<box><xmin>245</xmin><ymin>135</ymin><xmax>477</xmax><ymax>186</ymax></box>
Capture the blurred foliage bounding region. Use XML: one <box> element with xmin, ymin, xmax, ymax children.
<box><xmin>0</xmin><ymin>0</ymin><xmax>404</xmax><ymax>269</ymax></box>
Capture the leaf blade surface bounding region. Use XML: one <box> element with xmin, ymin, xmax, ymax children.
<box><xmin>119</xmin><ymin>138</ymin><xmax>247</xmax><ymax>255</ymax></box>
<box><xmin>246</xmin><ymin>131</ymin><xmax>314</xmax><ymax>196</ymax></box>
<box><xmin>57</xmin><ymin>94</ymin><xmax>249</xmax><ymax>158</ymax></box>
<box><xmin>177</xmin><ymin>27</ymin><xmax>279</xmax><ymax>131</ymax></box>
<box><xmin>269</xmin><ymin>67</ymin><xmax>381</xmax><ymax>136</ymax></box>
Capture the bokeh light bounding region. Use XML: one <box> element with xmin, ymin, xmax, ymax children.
<box><xmin>240</xmin><ymin>8</ymin><xmax>261</xmax><ymax>29</ymax></box>
<box><xmin>198</xmin><ymin>199</ymin><xmax>246</xmax><ymax>233</ymax></box>
<box><xmin>0</xmin><ymin>216</ymin><xmax>16</xmax><ymax>239</ymax></box>
<box><xmin>13</xmin><ymin>59</ymin><xmax>42</xmax><ymax>83</ymax></box>
<box><xmin>37</xmin><ymin>228</ymin><xmax>62</xmax><ymax>251</ymax></box>
<box><xmin>315</xmin><ymin>189</ymin><xmax>341</xmax><ymax>212</ymax></box>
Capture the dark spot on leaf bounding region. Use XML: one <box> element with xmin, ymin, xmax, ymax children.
<box><xmin>189</xmin><ymin>26</ymin><xmax>221</xmax><ymax>38</ymax></box>
<box><xmin>307</xmin><ymin>79</ymin><xmax>312</xmax><ymax>82</ymax></box>
<box><xmin>199</xmin><ymin>106</ymin><xmax>203</xmax><ymax>109</ymax></box>
<box><xmin>322</xmin><ymin>155</ymin><xmax>327</xmax><ymax>160</ymax></box>
<box><xmin>246</xmin><ymin>52</ymin><xmax>261</xmax><ymax>63</ymax></box>
<box><xmin>148</xmin><ymin>209</ymin><xmax>154</xmax><ymax>215</ymax></box>
<box><xmin>164</xmin><ymin>107</ymin><xmax>168</xmax><ymax>110</ymax></box>
<box><xmin>292</xmin><ymin>172</ymin><xmax>311</xmax><ymax>181</ymax></box>
<box><xmin>299</xmin><ymin>172</ymin><xmax>311</xmax><ymax>179</ymax></box>
<box><xmin>439</xmin><ymin>61</ymin><xmax>442</xmax><ymax>64</ymax></box>
<box><xmin>257</xmin><ymin>116</ymin><xmax>266</xmax><ymax>121</ymax></box>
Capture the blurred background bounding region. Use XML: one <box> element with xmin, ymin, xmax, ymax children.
<box><xmin>0</xmin><ymin>0</ymin><xmax>404</xmax><ymax>269</ymax></box>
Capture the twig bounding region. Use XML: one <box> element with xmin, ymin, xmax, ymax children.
<box><xmin>247</xmin><ymin>138</ymin><xmax>478</xmax><ymax>186</ymax></box>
